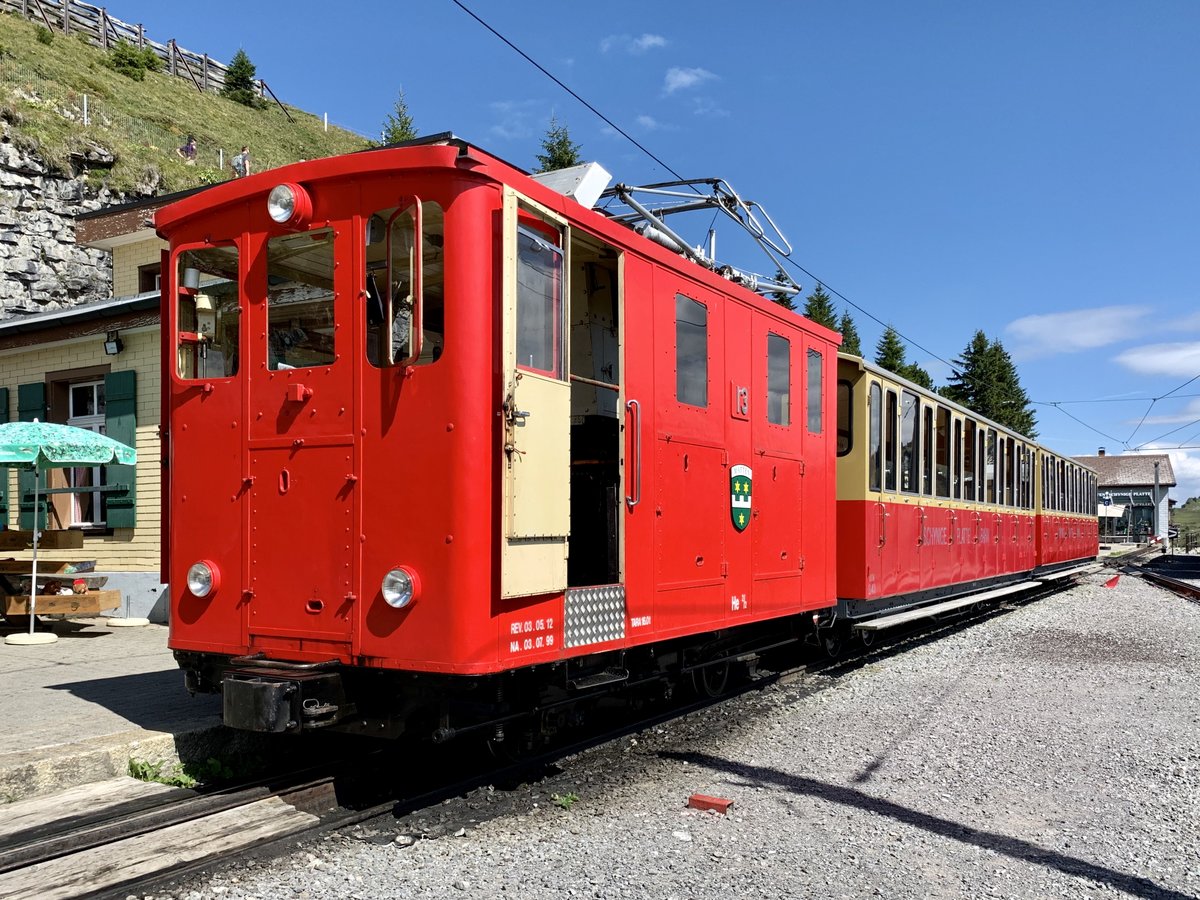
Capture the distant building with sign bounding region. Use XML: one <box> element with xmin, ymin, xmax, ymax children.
<box><xmin>1071</xmin><ymin>448</ymin><xmax>1175</xmax><ymax>544</ymax></box>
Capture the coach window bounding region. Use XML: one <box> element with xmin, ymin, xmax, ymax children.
<box><xmin>767</xmin><ymin>333</ymin><xmax>790</xmax><ymax>425</ymax></box>
<box><xmin>266</xmin><ymin>228</ymin><xmax>335</xmax><ymax>370</ymax></box>
<box><xmin>176</xmin><ymin>245</ymin><xmax>240</xmax><ymax>379</ymax></box>
<box><xmin>884</xmin><ymin>389</ymin><xmax>898</xmax><ymax>491</ymax></box>
<box><xmin>921</xmin><ymin>405</ymin><xmax>933</xmax><ymax>495</ymax></box>
<box><xmin>1003</xmin><ymin>437</ymin><xmax>1015</xmax><ymax>506</ymax></box>
<box><xmin>953</xmin><ymin>419</ymin><xmax>963</xmax><ymax>499</ymax></box>
<box><xmin>837</xmin><ymin>380</ymin><xmax>852</xmax><ymax>456</ymax></box>
<box><xmin>962</xmin><ymin>419</ymin><xmax>976</xmax><ymax>501</ymax></box>
<box><xmin>936</xmin><ymin>407</ymin><xmax>951</xmax><ymax>498</ymax></box>
<box><xmin>366</xmin><ymin>201</ymin><xmax>445</xmax><ymax>368</ymax></box>
<box><xmin>807</xmin><ymin>349</ymin><xmax>823</xmax><ymax>433</ymax></box>
<box><xmin>868</xmin><ymin>382</ymin><xmax>882</xmax><ymax>490</ymax></box>
<box><xmin>985</xmin><ymin>429</ymin><xmax>997</xmax><ymax>504</ymax></box>
<box><xmin>676</xmin><ymin>294</ymin><xmax>707</xmax><ymax>406</ymax></box>
<box><xmin>997</xmin><ymin>435</ymin><xmax>1007</xmax><ymax>506</ymax></box>
<box><xmin>900</xmin><ymin>390</ymin><xmax>918</xmax><ymax>492</ymax></box>
<box><xmin>1057</xmin><ymin>459</ymin><xmax>1067</xmax><ymax>510</ymax></box>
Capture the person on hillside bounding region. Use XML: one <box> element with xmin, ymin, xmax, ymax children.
<box><xmin>176</xmin><ymin>135</ymin><xmax>197</xmax><ymax>165</ymax></box>
<box><xmin>231</xmin><ymin>146</ymin><xmax>251</xmax><ymax>178</ymax></box>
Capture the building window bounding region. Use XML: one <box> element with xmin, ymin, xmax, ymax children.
<box><xmin>138</xmin><ymin>263</ymin><xmax>161</xmax><ymax>294</ymax></box>
<box><xmin>66</xmin><ymin>380</ymin><xmax>107</xmax><ymax>527</ymax></box>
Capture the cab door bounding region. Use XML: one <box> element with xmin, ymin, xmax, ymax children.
<box><xmin>499</xmin><ymin>191</ymin><xmax>571</xmax><ymax>598</ymax></box>
<box><xmin>244</xmin><ymin>224</ymin><xmax>359</xmax><ymax>653</ymax></box>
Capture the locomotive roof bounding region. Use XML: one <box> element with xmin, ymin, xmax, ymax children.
<box><xmin>154</xmin><ymin>134</ymin><xmax>840</xmax><ymax>347</ymax></box>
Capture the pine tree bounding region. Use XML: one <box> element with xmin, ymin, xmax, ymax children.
<box><xmin>222</xmin><ymin>49</ymin><xmax>263</xmax><ymax>108</ymax></box>
<box><xmin>838</xmin><ymin>311</ymin><xmax>862</xmax><ymax>357</ymax></box>
<box><xmin>768</xmin><ymin>267</ymin><xmax>797</xmax><ymax>311</ymax></box>
<box><xmin>943</xmin><ymin>330</ymin><xmax>1037</xmax><ymax>438</ymax></box>
<box><xmin>381</xmin><ymin>89</ymin><xmax>417</xmax><ymax>144</ymax></box>
<box><xmin>874</xmin><ymin>325</ymin><xmax>907</xmax><ymax>373</ymax></box>
<box><xmin>535</xmin><ymin>116</ymin><xmax>582</xmax><ymax>172</ymax></box>
<box><xmin>802</xmin><ymin>283</ymin><xmax>837</xmax><ymax>330</ymax></box>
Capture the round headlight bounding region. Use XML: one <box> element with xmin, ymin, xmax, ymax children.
<box><xmin>382</xmin><ymin>567</ymin><xmax>420</xmax><ymax>609</ymax></box>
<box><xmin>267</xmin><ymin>184</ymin><xmax>296</xmax><ymax>223</ymax></box>
<box><xmin>187</xmin><ymin>560</ymin><xmax>218</xmax><ymax>598</ymax></box>
<box><xmin>266</xmin><ymin>182</ymin><xmax>313</xmax><ymax>228</ymax></box>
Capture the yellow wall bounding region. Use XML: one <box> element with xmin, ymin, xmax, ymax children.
<box><xmin>112</xmin><ymin>239</ymin><xmax>166</xmax><ymax>299</ymax></box>
<box><xmin>0</xmin><ymin>327</ymin><xmax>161</xmax><ymax>571</ymax></box>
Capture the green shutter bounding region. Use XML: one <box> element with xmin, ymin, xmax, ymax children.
<box><xmin>17</xmin><ymin>382</ymin><xmax>46</xmax><ymax>530</ymax></box>
<box><xmin>0</xmin><ymin>387</ymin><xmax>9</xmax><ymax>527</ymax></box>
<box><xmin>104</xmin><ymin>370</ymin><xmax>137</xmax><ymax>528</ymax></box>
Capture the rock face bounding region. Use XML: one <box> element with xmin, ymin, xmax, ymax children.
<box><xmin>0</xmin><ymin>125</ymin><xmax>125</xmax><ymax>317</ymax></box>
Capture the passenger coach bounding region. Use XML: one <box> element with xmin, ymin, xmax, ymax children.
<box><xmin>834</xmin><ymin>356</ymin><xmax>1098</xmax><ymax>640</ymax></box>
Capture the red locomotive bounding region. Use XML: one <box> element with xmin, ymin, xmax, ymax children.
<box><xmin>157</xmin><ymin>135</ymin><xmax>1097</xmax><ymax>740</ymax></box>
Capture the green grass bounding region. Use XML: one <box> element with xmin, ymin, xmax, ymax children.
<box><xmin>0</xmin><ymin>13</ymin><xmax>369</xmax><ymax>193</ymax></box>
<box><xmin>1172</xmin><ymin>496</ymin><xmax>1200</xmax><ymax>539</ymax></box>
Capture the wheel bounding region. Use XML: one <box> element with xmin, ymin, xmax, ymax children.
<box><xmin>692</xmin><ymin>661</ymin><xmax>731</xmax><ymax>698</ymax></box>
<box><xmin>820</xmin><ymin>629</ymin><xmax>845</xmax><ymax>659</ymax></box>
<box><xmin>858</xmin><ymin>628</ymin><xmax>876</xmax><ymax>649</ymax></box>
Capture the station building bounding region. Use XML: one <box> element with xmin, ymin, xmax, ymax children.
<box><xmin>1072</xmin><ymin>448</ymin><xmax>1175</xmax><ymax>544</ymax></box>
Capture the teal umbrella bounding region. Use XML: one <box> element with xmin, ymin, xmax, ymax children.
<box><xmin>0</xmin><ymin>420</ymin><xmax>137</xmax><ymax>645</ymax></box>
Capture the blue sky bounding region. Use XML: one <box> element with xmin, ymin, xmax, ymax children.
<box><xmin>115</xmin><ymin>1</ymin><xmax>1200</xmax><ymax>498</ymax></box>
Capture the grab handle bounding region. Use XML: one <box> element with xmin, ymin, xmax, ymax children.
<box><xmin>625</xmin><ymin>399</ymin><xmax>641</xmax><ymax>510</ymax></box>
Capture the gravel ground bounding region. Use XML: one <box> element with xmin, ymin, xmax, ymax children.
<box><xmin>154</xmin><ymin>574</ymin><xmax>1200</xmax><ymax>900</ymax></box>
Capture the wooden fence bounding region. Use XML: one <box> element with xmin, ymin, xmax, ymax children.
<box><xmin>0</xmin><ymin>0</ymin><xmax>265</xmax><ymax>96</ymax></box>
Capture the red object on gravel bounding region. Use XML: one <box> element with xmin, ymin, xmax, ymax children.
<box><xmin>687</xmin><ymin>794</ymin><xmax>733</xmax><ymax>814</ymax></box>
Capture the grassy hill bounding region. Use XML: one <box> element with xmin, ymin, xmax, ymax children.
<box><xmin>0</xmin><ymin>13</ymin><xmax>369</xmax><ymax>194</ymax></box>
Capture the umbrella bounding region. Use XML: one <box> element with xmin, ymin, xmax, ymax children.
<box><xmin>0</xmin><ymin>420</ymin><xmax>136</xmax><ymax>646</ymax></box>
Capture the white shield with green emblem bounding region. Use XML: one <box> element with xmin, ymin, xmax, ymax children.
<box><xmin>730</xmin><ymin>464</ymin><xmax>752</xmax><ymax>532</ymax></box>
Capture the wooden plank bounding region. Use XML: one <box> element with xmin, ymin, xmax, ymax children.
<box><xmin>3</xmin><ymin>590</ymin><xmax>120</xmax><ymax>616</ymax></box>
<box><xmin>2</xmin><ymin>796</ymin><xmax>320</xmax><ymax>900</ymax></box>
<box><xmin>0</xmin><ymin>560</ymin><xmax>95</xmax><ymax>574</ymax></box>
<box><xmin>0</xmin><ymin>777</ymin><xmax>177</xmax><ymax>840</ymax></box>
<box><xmin>0</xmin><ymin>530</ymin><xmax>84</xmax><ymax>550</ymax></box>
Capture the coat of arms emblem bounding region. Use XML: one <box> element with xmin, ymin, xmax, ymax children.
<box><xmin>730</xmin><ymin>464</ymin><xmax>752</xmax><ymax>532</ymax></box>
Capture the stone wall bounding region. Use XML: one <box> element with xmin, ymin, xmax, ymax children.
<box><xmin>0</xmin><ymin>124</ymin><xmax>119</xmax><ymax>316</ymax></box>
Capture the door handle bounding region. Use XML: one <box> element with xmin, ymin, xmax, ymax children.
<box><xmin>625</xmin><ymin>399</ymin><xmax>641</xmax><ymax>510</ymax></box>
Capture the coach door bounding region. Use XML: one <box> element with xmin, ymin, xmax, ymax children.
<box><xmin>245</xmin><ymin>224</ymin><xmax>357</xmax><ymax>650</ymax></box>
<box><xmin>500</xmin><ymin>192</ymin><xmax>572</xmax><ymax>598</ymax></box>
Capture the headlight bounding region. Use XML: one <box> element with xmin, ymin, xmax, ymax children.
<box><xmin>187</xmin><ymin>560</ymin><xmax>219</xmax><ymax>598</ymax></box>
<box><xmin>266</xmin><ymin>182</ymin><xmax>312</xmax><ymax>228</ymax></box>
<box><xmin>382</xmin><ymin>566</ymin><xmax>420</xmax><ymax>608</ymax></box>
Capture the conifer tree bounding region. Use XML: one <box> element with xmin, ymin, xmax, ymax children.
<box><xmin>802</xmin><ymin>283</ymin><xmax>837</xmax><ymax>330</ymax></box>
<box><xmin>535</xmin><ymin>116</ymin><xmax>582</xmax><ymax>172</ymax></box>
<box><xmin>222</xmin><ymin>49</ymin><xmax>263</xmax><ymax>108</ymax></box>
<box><xmin>838</xmin><ymin>311</ymin><xmax>862</xmax><ymax>357</ymax></box>
<box><xmin>943</xmin><ymin>330</ymin><xmax>1037</xmax><ymax>437</ymax></box>
<box><xmin>381</xmin><ymin>89</ymin><xmax>417</xmax><ymax>144</ymax></box>
<box><xmin>768</xmin><ymin>267</ymin><xmax>797</xmax><ymax>311</ymax></box>
<box><xmin>875</xmin><ymin>325</ymin><xmax>932</xmax><ymax>389</ymax></box>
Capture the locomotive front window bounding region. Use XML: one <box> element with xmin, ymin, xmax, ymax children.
<box><xmin>266</xmin><ymin>228</ymin><xmax>335</xmax><ymax>370</ymax></box>
<box><xmin>517</xmin><ymin>225</ymin><xmax>564</xmax><ymax>378</ymax></box>
<box><xmin>176</xmin><ymin>245</ymin><xmax>240</xmax><ymax>380</ymax></box>
<box><xmin>365</xmin><ymin>201</ymin><xmax>445</xmax><ymax>368</ymax></box>
<box><xmin>675</xmin><ymin>294</ymin><xmax>707</xmax><ymax>407</ymax></box>
<box><xmin>766</xmin><ymin>332</ymin><xmax>790</xmax><ymax>426</ymax></box>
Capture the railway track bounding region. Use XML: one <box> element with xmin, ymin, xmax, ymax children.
<box><xmin>0</xmin><ymin>569</ymin><xmax>1116</xmax><ymax>900</ymax></box>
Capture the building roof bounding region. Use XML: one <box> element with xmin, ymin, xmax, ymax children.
<box><xmin>1071</xmin><ymin>453</ymin><xmax>1176</xmax><ymax>488</ymax></box>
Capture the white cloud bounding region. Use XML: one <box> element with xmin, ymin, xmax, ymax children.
<box><xmin>1129</xmin><ymin>397</ymin><xmax>1200</xmax><ymax>427</ymax></box>
<box><xmin>1005</xmin><ymin>305</ymin><xmax>1149</xmax><ymax>360</ymax></box>
<box><xmin>691</xmin><ymin>96</ymin><xmax>730</xmax><ymax>117</ymax></box>
<box><xmin>600</xmin><ymin>33</ymin><xmax>666</xmax><ymax>54</ymax></box>
<box><xmin>488</xmin><ymin>99</ymin><xmax>541</xmax><ymax>141</ymax></box>
<box><xmin>663</xmin><ymin>66</ymin><xmax>717</xmax><ymax>94</ymax></box>
<box><xmin>1175</xmin><ymin>310</ymin><xmax>1200</xmax><ymax>332</ymax></box>
<box><xmin>1115</xmin><ymin>341</ymin><xmax>1200</xmax><ymax>377</ymax></box>
<box><xmin>636</xmin><ymin>114</ymin><xmax>665</xmax><ymax>131</ymax></box>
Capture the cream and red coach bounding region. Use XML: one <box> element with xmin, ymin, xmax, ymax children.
<box><xmin>157</xmin><ymin>136</ymin><xmax>839</xmax><ymax>737</ymax></box>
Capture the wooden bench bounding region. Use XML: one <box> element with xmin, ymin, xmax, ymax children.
<box><xmin>0</xmin><ymin>557</ymin><xmax>120</xmax><ymax>620</ymax></box>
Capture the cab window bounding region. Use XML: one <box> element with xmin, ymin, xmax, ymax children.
<box><xmin>767</xmin><ymin>333</ymin><xmax>790</xmax><ymax>425</ymax></box>
<box><xmin>266</xmin><ymin>228</ymin><xmax>335</xmax><ymax>370</ymax></box>
<box><xmin>676</xmin><ymin>294</ymin><xmax>708</xmax><ymax>406</ymax></box>
<box><xmin>176</xmin><ymin>245</ymin><xmax>240</xmax><ymax>379</ymax></box>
